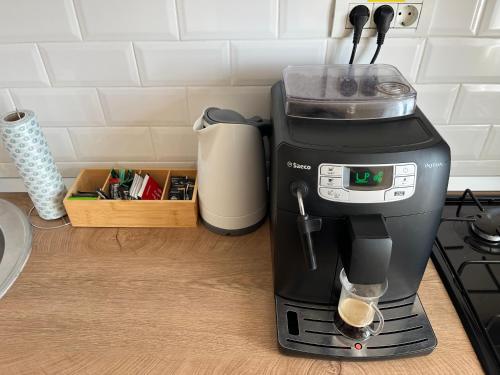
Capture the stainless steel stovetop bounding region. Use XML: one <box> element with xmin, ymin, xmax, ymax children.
<box><xmin>0</xmin><ymin>199</ymin><xmax>32</xmax><ymax>299</ymax></box>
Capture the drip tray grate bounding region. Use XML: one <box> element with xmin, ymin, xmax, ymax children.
<box><xmin>276</xmin><ymin>294</ymin><xmax>436</xmax><ymax>359</ymax></box>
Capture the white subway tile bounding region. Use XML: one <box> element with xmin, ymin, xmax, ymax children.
<box><xmin>57</xmin><ymin>162</ymin><xmax>113</xmax><ymax>177</ymax></box>
<box><xmin>0</xmin><ymin>176</ymin><xmax>75</xmax><ymax>190</ymax></box>
<box><xmin>0</xmin><ymin>90</ymin><xmax>14</xmax><ymax>115</ymax></box>
<box><xmin>1</xmin><ymin>90</ymin><xmax>23</xmax><ymax>159</ymax></box>
<box><xmin>327</xmin><ymin>38</ymin><xmax>425</xmax><ymax>82</ymax></box>
<box><xmin>10</xmin><ymin>88</ymin><xmax>105</xmax><ymax>126</ymax></box>
<box><xmin>98</xmin><ymin>88</ymin><xmax>188</xmax><ymax>126</ymax></box>
<box><xmin>135</xmin><ymin>41</ymin><xmax>230</xmax><ymax>86</ymax></box>
<box><xmin>429</xmin><ymin>0</ymin><xmax>485</xmax><ymax>36</ymax></box>
<box><xmin>418</xmin><ymin>38</ymin><xmax>500</xmax><ymax>83</ymax></box>
<box><xmin>39</xmin><ymin>42</ymin><xmax>140</xmax><ymax>86</ymax></box>
<box><xmin>450</xmin><ymin>160</ymin><xmax>500</xmax><ymax>176</ymax></box>
<box><xmin>436</xmin><ymin>125</ymin><xmax>490</xmax><ymax>160</ymax></box>
<box><xmin>42</xmin><ymin>128</ymin><xmax>77</xmax><ymax>161</ymax></box>
<box><xmin>279</xmin><ymin>0</ymin><xmax>332</xmax><ymax>38</ymax></box>
<box><xmin>74</xmin><ymin>0</ymin><xmax>178</xmax><ymax>40</ymax></box>
<box><xmin>151</xmin><ymin>127</ymin><xmax>197</xmax><ymax>161</ymax></box>
<box><xmin>68</xmin><ymin>127</ymin><xmax>155</xmax><ymax>161</ymax></box>
<box><xmin>0</xmin><ymin>163</ymin><xmax>18</xmax><ymax>177</ymax></box>
<box><xmin>413</xmin><ymin>84</ymin><xmax>459</xmax><ymax>124</ymax></box>
<box><xmin>481</xmin><ymin>125</ymin><xmax>500</xmax><ymax>159</ymax></box>
<box><xmin>451</xmin><ymin>85</ymin><xmax>500</xmax><ymax>124</ymax></box>
<box><xmin>0</xmin><ymin>145</ymin><xmax>12</xmax><ymax>163</ymax></box>
<box><xmin>0</xmin><ymin>90</ymin><xmax>15</xmax><ymax>161</ymax></box>
<box><xmin>0</xmin><ymin>44</ymin><xmax>50</xmax><ymax>87</ymax></box>
<box><xmin>187</xmin><ymin>86</ymin><xmax>271</xmax><ymax>123</ymax></box>
<box><xmin>0</xmin><ymin>0</ymin><xmax>81</xmax><ymax>42</ymax></box>
<box><xmin>478</xmin><ymin>0</ymin><xmax>500</xmax><ymax>36</ymax></box>
<box><xmin>178</xmin><ymin>0</ymin><xmax>278</xmax><ymax>39</ymax></box>
<box><xmin>231</xmin><ymin>40</ymin><xmax>326</xmax><ymax>85</ymax></box>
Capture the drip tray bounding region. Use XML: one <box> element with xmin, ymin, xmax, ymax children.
<box><xmin>276</xmin><ymin>294</ymin><xmax>436</xmax><ymax>359</ymax></box>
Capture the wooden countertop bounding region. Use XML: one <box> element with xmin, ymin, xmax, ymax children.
<box><xmin>0</xmin><ymin>193</ymin><xmax>484</xmax><ymax>374</ymax></box>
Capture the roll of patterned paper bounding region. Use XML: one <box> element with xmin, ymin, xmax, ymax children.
<box><xmin>0</xmin><ymin>110</ymin><xmax>67</xmax><ymax>220</ymax></box>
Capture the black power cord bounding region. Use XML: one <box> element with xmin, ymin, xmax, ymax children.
<box><xmin>371</xmin><ymin>5</ymin><xmax>395</xmax><ymax>64</ymax></box>
<box><xmin>348</xmin><ymin>5</ymin><xmax>370</xmax><ymax>64</ymax></box>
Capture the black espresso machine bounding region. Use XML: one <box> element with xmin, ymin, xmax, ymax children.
<box><xmin>269</xmin><ymin>65</ymin><xmax>450</xmax><ymax>359</ymax></box>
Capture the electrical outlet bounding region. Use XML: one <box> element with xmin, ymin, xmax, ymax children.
<box><xmin>394</xmin><ymin>3</ymin><xmax>422</xmax><ymax>28</ymax></box>
<box><xmin>347</xmin><ymin>2</ymin><xmax>421</xmax><ymax>30</ymax></box>
<box><xmin>345</xmin><ymin>3</ymin><xmax>398</xmax><ymax>31</ymax></box>
<box><xmin>370</xmin><ymin>3</ymin><xmax>397</xmax><ymax>29</ymax></box>
<box><xmin>346</xmin><ymin>3</ymin><xmax>374</xmax><ymax>29</ymax></box>
<box><xmin>332</xmin><ymin>0</ymin><xmax>435</xmax><ymax>37</ymax></box>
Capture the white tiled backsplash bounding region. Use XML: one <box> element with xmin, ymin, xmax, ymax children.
<box><xmin>1</xmin><ymin>0</ymin><xmax>500</xmax><ymax>191</ymax></box>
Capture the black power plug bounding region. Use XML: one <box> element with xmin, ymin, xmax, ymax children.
<box><xmin>348</xmin><ymin>5</ymin><xmax>370</xmax><ymax>64</ymax></box>
<box><xmin>371</xmin><ymin>5</ymin><xmax>395</xmax><ymax>64</ymax></box>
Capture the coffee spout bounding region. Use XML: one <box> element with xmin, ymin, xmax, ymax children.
<box><xmin>340</xmin><ymin>214</ymin><xmax>392</xmax><ymax>285</ymax></box>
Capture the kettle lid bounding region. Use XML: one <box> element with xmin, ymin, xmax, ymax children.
<box><xmin>204</xmin><ymin>107</ymin><xmax>247</xmax><ymax>126</ymax></box>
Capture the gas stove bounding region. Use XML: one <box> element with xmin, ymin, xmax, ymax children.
<box><xmin>432</xmin><ymin>189</ymin><xmax>500</xmax><ymax>375</ymax></box>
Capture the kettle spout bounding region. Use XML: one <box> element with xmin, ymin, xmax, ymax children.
<box><xmin>193</xmin><ymin>114</ymin><xmax>205</xmax><ymax>132</ymax></box>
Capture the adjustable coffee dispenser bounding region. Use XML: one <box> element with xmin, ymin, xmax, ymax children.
<box><xmin>270</xmin><ymin>65</ymin><xmax>450</xmax><ymax>358</ymax></box>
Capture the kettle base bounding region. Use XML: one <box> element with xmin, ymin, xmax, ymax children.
<box><xmin>275</xmin><ymin>294</ymin><xmax>436</xmax><ymax>359</ymax></box>
<box><xmin>201</xmin><ymin>216</ymin><xmax>266</xmax><ymax>236</ymax></box>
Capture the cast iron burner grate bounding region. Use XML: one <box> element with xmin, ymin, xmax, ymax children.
<box><xmin>433</xmin><ymin>189</ymin><xmax>500</xmax><ymax>374</ymax></box>
<box><xmin>276</xmin><ymin>294</ymin><xmax>436</xmax><ymax>359</ymax></box>
<box><xmin>453</xmin><ymin>189</ymin><xmax>500</xmax><ymax>254</ymax></box>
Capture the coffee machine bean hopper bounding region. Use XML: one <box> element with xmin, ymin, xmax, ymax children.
<box><xmin>269</xmin><ymin>65</ymin><xmax>450</xmax><ymax>358</ymax></box>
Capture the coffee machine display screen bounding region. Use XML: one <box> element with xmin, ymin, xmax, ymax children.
<box><xmin>347</xmin><ymin>166</ymin><xmax>393</xmax><ymax>191</ymax></box>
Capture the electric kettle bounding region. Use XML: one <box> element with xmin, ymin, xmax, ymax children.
<box><xmin>193</xmin><ymin>108</ymin><xmax>270</xmax><ymax>235</ymax></box>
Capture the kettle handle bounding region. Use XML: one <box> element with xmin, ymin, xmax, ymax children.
<box><xmin>247</xmin><ymin>116</ymin><xmax>272</xmax><ymax>137</ymax></box>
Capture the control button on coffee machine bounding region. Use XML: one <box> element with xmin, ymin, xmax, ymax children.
<box><xmin>320</xmin><ymin>165</ymin><xmax>342</xmax><ymax>176</ymax></box>
<box><xmin>385</xmin><ymin>187</ymin><xmax>414</xmax><ymax>202</ymax></box>
<box><xmin>395</xmin><ymin>164</ymin><xmax>415</xmax><ymax>176</ymax></box>
<box><xmin>320</xmin><ymin>188</ymin><xmax>349</xmax><ymax>201</ymax></box>
<box><xmin>320</xmin><ymin>176</ymin><xmax>342</xmax><ymax>188</ymax></box>
<box><xmin>394</xmin><ymin>175</ymin><xmax>415</xmax><ymax>188</ymax></box>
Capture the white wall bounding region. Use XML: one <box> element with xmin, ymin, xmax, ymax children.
<box><xmin>1</xmin><ymin>0</ymin><xmax>500</xmax><ymax>190</ymax></box>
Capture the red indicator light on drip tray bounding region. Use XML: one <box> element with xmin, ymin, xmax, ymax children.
<box><xmin>354</xmin><ymin>343</ymin><xmax>362</xmax><ymax>350</ymax></box>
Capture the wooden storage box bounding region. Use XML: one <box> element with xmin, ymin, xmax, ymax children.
<box><xmin>63</xmin><ymin>169</ymin><xmax>198</xmax><ymax>227</ymax></box>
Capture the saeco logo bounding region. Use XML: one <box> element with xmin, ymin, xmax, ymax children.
<box><xmin>287</xmin><ymin>161</ymin><xmax>311</xmax><ymax>170</ymax></box>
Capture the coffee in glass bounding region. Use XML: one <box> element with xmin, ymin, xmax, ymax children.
<box><xmin>334</xmin><ymin>268</ymin><xmax>388</xmax><ymax>341</ymax></box>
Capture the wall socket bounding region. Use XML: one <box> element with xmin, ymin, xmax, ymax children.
<box><xmin>332</xmin><ymin>0</ymin><xmax>435</xmax><ymax>37</ymax></box>
<box><xmin>394</xmin><ymin>3</ymin><xmax>423</xmax><ymax>27</ymax></box>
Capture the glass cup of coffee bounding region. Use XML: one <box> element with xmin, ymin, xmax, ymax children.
<box><xmin>334</xmin><ymin>268</ymin><xmax>388</xmax><ymax>341</ymax></box>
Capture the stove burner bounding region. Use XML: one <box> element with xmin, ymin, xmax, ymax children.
<box><xmin>466</xmin><ymin>235</ymin><xmax>500</xmax><ymax>255</ymax></box>
<box><xmin>470</xmin><ymin>208</ymin><xmax>500</xmax><ymax>243</ymax></box>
